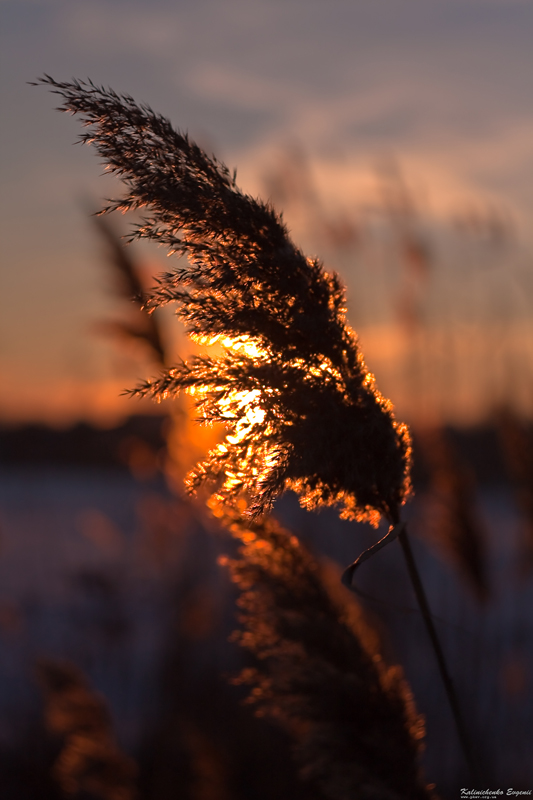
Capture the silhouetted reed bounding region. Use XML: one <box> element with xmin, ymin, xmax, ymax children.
<box><xmin>417</xmin><ymin>428</ymin><xmax>488</xmax><ymax>601</ymax></box>
<box><xmin>219</xmin><ymin>509</ymin><xmax>435</xmax><ymax>800</ymax></box>
<box><xmin>91</xmin><ymin>213</ymin><xmax>167</xmax><ymax>367</ymax></box>
<box><xmin>35</xmin><ymin>75</ymin><xmax>411</xmax><ymax>527</ymax></box>
<box><xmin>36</xmin><ymin>658</ymin><xmax>138</xmax><ymax>800</ymax></box>
<box><xmin>37</xmin><ymin>75</ymin><xmax>477</xmax><ymax>784</ymax></box>
<box><xmin>497</xmin><ymin>409</ymin><xmax>533</xmax><ymax>573</ymax></box>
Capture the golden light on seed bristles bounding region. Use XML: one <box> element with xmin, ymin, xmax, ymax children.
<box><xmin>40</xmin><ymin>76</ymin><xmax>412</xmax><ymax>524</ymax></box>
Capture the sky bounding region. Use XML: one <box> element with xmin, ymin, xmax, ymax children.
<box><xmin>1</xmin><ymin>0</ymin><xmax>532</xmax><ymax>426</ymax></box>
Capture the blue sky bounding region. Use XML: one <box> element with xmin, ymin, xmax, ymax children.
<box><xmin>1</xmin><ymin>0</ymin><xmax>532</xmax><ymax>423</ymax></box>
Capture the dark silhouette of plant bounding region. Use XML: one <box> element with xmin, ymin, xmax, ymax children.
<box><xmin>497</xmin><ymin>408</ymin><xmax>533</xmax><ymax>573</ymax></box>
<box><xmin>417</xmin><ymin>427</ymin><xmax>489</xmax><ymax>601</ymax></box>
<box><xmin>36</xmin><ymin>658</ymin><xmax>138</xmax><ymax>800</ymax></box>
<box><xmin>35</xmin><ymin>75</ymin><xmax>411</xmax><ymax>527</ymax></box>
<box><xmin>91</xmin><ymin>213</ymin><xmax>167</xmax><ymax>367</ymax></box>
<box><xmin>36</xmin><ymin>75</ymin><xmax>477</xmax><ymax>783</ymax></box>
<box><xmin>220</xmin><ymin>509</ymin><xmax>436</xmax><ymax>800</ymax></box>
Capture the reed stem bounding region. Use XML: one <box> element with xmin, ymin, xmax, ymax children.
<box><xmin>397</xmin><ymin>525</ymin><xmax>480</xmax><ymax>781</ymax></box>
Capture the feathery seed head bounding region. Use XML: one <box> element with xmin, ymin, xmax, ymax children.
<box><xmin>38</xmin><ymin>75</ymin><xmax>411</xmax><ymax>525</ymax></box>
<box><xmin>220</xmin><ymin>512</ymin><xmax>434</xmax><ymax>800</ymax></box>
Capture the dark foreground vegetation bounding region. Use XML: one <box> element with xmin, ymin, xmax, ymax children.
<box><xmin>1</xmin><ymin>415</ymin><xmax>532</xmax><ymax>799</ymax></box>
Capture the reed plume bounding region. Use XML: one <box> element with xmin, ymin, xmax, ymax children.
<box><xmin>91</xmin><ymin>213</ymin><xmax>167</xmax><ymax>367</ymax></box>
<box><xmin>497</xmin><ymin>409</ymin><xmax>533</xmax><ymax>572</ymax></box>
<box><xmin>36</xmin><ymin>75</ymin><xmax>411</xmax><ymax>526</ymax></box>
<box><xmin>37</xmin><ymin>76</ymin><xmax>474</xmax><ymax>780</ymax></box>
<box><xmin>219</xmin><ymin>509</ymin><xmax>435</xmax><ymax>800</ymax></box>
<box><xmin>36</xmin><ymin>658</ymin><xmax>138</xmax><ymax>800</ymax></box>
<box><xmin>416</xmin><ymin>428</ymin><xmax>488</xmax><ymax>601</ymax></box>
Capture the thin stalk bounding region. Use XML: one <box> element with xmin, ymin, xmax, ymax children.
<box><xmin>397</xmin><ymin>525</ymin><xmax>480</xmax><ymax>781</ymax></box>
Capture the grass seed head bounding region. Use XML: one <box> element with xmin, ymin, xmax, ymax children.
<box><xmin>39</xmin><ymin>75</ymin><xmax>412</xmax><ymax>525</ymax></box>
